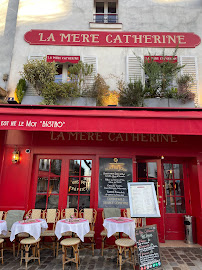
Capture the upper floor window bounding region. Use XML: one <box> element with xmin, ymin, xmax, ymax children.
<box><xmin>94</xmin><ymin>1</ymin><xmax>118</xmax><ymax>23</ymax></box>
<box><xmin>54</xmin><ymin>63</ymin><xmax>74</xmax><ymax>84</ymax></box>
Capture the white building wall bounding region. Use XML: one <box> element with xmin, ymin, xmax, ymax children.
<box><xmin>7</xmin><ymin>0</ymin><xmax>202</xmax><ymax>106</ymax></box>
<box><xmin>0</xmin><ymin>0</ymin><xmax>19</xmax><ymax>91</ymax></box>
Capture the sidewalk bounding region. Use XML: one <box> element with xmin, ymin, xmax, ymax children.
<box><xmin>0</xmin><ymin>245</ymin><xmax>201</xmax><ymax>270</ymax></box>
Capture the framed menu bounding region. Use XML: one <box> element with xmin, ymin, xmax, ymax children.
<box><xmin>127</xmin><ymin>182</ymin><xmax>160</xmax><ymax>217</ymax></box>
<box><xmin>98</xmin><ymin>158</ymin><xmax>133</xmax><ymax>208</ymax></box>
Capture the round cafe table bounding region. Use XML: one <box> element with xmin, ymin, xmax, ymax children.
<box><xmin>0</xmin><ymin>220</ymin><xmax>8</xmax><ymax>236</ymax></box>
<box><xmin>103</xmin><ymin>217</ymin><xmax>136</xmax><ymax>241</ymax></box>
<box><xmin>10</xmin><ymin>219</ymin><xmax>48</xmax><ymax>242</ymax></box>
<box><xmin>55</xmin><ymin>218</ymin><xmax>90</xmax><ymax>242</ymax></box>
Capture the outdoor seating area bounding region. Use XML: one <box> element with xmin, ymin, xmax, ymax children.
<box><xmin>0</xmin><ymin>208</ymin><xmax>141</xmax><ymax>269</ymax></box>
<box><xmin>1</xmin><ymin>208</ymin><xmax>201</xmax><ymax>270</ymax></box>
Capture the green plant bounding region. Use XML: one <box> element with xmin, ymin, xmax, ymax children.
<box><xmin>21</xmin><ymin>58</ymin><xmax>57</xmax><ymax>95</ymax></box>
<box><xmin>40</xmin><ymin>82</ymin><xmax>80</xmax><ymax>105</ymax></box>
<box><xmin>176</xmin><ymin>74</ymin><xmax>195</xmax><ymax>103</ymax></box>
<box><xmin>68</xmin><ymin>61</ymin><xmax>93</xmax><ymax>94</ymax></box>
<box><xmin>15</xmin><ymin>79</ymin><xmax>27</xmax><ymax>103</ymax></box>
<box><xmin>21</xmin><ymin>58</ymin><xmax>93</xmax><ymax>105</ymax></box>
<box><xmin>118</xmin><ymin>80</ymin><xmax>144</xmax><ymax>107</ymax></box>
<box><xmin>85</xmin><ymin>74</ymin><xmax>109</xmax><ymax>106</ymax></box>
<box><xmin>138</xmin><ymin>48</ymin><xmax>184</xmax><ymax>98</ymax></box>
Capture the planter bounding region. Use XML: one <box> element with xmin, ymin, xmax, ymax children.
<box><xmin>22</xmin><ymin>96</ymin><xmax>96</xmax><ymax>106</ymax></box>
<box><xmin>144</xmin><ymin>98</ymin><xmax>195</xmax><ymax>108</ymax></box>
<box><xmin>58</xmin><ymin>97</ymin><xmax>96</xmax><ymax>106</ymax></box>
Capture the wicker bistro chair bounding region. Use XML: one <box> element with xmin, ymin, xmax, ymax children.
<box><xmin>123</xmin><ymin>208</ymin><xmax>142</xmax><ymax>228</ymax></box>
<box><xmin>40</xmin><ymin>209</ymin><xmax>60</xmax><ymax>256</ymax></box>
<box><xmin>56</xmin><ymin>208</ymin><xmax>78</xmax><ymax>257</ymax></box>
<box><xmin>20</xmin><ymin>237</ymin><xmax>40</xmax><ymax>269</ymax></box>
<box><xmin>60</xmin><ymin>238</ymin><xmax>80</xmax><ymax>270</ymax></box>
<box><xmin>79</xmin><ymin>208</ymin><xmax>97</xmax><ymax>255</ymax></box>
<box><xmin>17</xmin><ymin>209</ymin><xmax>43</xmax><ymax>256</ymax></box>
<box><xmin>0</xmin><ymin>210</ymin><xmax>25</xmax><ymax>256</ymax></box>
<box><xmin>27</xmin><ymin>209</ymin><xmax>43</xmax><ymax>220</ymax></box>
<box><xmin>0</xmin><ymin>211</ymin><xmax>6</xmax><ymax>221</ymax></box>
<box><xmin>122</xmin><ymin>208</ymin><xmax>142</xmax><ymax>237</ymax></box>
<box><xmin>115</xmin><ymin>238</ymin><xmax>136</xmax><ymax>270</ymax></box>
<box><xmin>0</xmin><ymin>238</ymin><xmax>4</xmax><ymax>264</ymax></box>
<box><xmin>100</xmin><ymin>208</ymin><xmax>121</xmax><ymax>256</ymax></box>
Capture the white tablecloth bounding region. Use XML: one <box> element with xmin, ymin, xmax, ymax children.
<box><xmin>55</xmin><ymin>218</ymin><xmax>90</xmax><ymax>242</ymax></box>
<box><xmin>0</xmin><ymin>220</ymin><xmax>8</xmax><ymax>236</ymax></box>
<box><xmin>10</xmin><ymin>219</ymin><xmax>48</xmax><ymax>241</ymax></box>
<box><xmin>103</xmin><ymin>217</ymin><xmax>136</xmax><ymax>241</ymax></box>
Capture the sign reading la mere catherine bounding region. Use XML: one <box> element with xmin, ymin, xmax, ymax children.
<box><xmin>24</xmin><ymin>30</ymin><xmax>201</xmax><ymax>48</ymax></box>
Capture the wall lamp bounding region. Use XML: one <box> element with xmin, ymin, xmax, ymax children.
<box><xmin>12</xmin><ymin>149</ymin><xmax>20</xmax><ymax>163</ymax></box>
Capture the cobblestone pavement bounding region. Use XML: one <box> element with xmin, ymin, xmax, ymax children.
<box><xmin>0</xmin><ymin>247</ymin><xmax>201</xmax><ymax>270</ymax></box>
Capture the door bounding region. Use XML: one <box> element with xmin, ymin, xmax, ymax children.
<box><xmin>30</xmin><ymin>155</ymin><xmax>95</xmax><ymax>211</ymax></box>
<box><xmin>163</xmin><ymin>162</ymin><xmax>190</xmax><ymax>240</ymax></box>
<box><xmin>137</xmin><ymin>159</ymin><xmax>165</xmax><ymax>242</ymax></box>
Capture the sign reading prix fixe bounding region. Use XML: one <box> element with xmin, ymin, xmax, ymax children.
<box><xmin>24</xmin><ymin>30</ymin><xmax>201</xmax><ymax>48</ymax></box>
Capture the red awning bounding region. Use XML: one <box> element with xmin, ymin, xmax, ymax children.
<box><xmin>0</xmin><ymin>105</ymin><xmax>202</xmax><ymax>135</ymax></box>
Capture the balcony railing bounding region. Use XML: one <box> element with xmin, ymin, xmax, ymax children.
<box><xmin>93</xmin><ymin>14</ymin><xmax>118</xmax><ymax>23</ymax></box>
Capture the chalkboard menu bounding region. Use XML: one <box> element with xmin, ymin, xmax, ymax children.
<box><xmin>98</xmin><ymin>158</ymin><xmax>132</xmax><ymax>208</ymax></box>
<box><xmin>135</xmin><ymin>225</ymin><xmax>162</xmax><ymax>270</ymax></box>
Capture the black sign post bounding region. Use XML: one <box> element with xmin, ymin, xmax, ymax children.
<box><xmin>135</xmin><ymin>225</ymin><xmax>162</xmax><ymax>270</ymax></box>
<box><xmin>98</xmin><ymin>158</ymin><xmax>132</xmax><ymax>208</ymax></box>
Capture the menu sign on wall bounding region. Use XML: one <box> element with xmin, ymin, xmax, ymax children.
<box><xmin>128</xmin><ymin>182</ymin><xmax>160</xmax><ymax>217</ymax></box>
<box><xmin>98</xmin><ymin>158</ymin><xmax>132</xmax><ymax>208</ymax></box>
<box><xmin>136</xmin><ymin>225</ymin><xmax>161</xmax><ymax>269</ymax></box>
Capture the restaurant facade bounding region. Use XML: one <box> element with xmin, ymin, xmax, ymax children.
<box><xmin>0</xmin><ymin>0</ymin><xmax>202</xmax><ymax>247</ymax></box>
<box><xmin>0</xmin><ymin>105</ymin><xmax>201</xmax><ymax>246</ymax></box>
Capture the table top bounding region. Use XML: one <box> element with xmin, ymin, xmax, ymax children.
<box><xmin>103</xmin><ymin>217</ymin><xmax>136</xmax><ymax>241</ymax></box>
<box><xmin>0</xmin><ymin>220</ymin><xmax>8</xmax><ymax>236</ymax></box>
<box><xmin>55</xmin><ymin>218</ymin><xmax>90</xmax><ymax>241</ymax></box>
<box><xmin>104</xmin><ymin>217</ymin><xmax>134</xmax><ymax>223</ymax></box>
<box><xmin>10</xmin><ymin>218</ymin><xmax>48</xmax><ymax>241</ymax></box>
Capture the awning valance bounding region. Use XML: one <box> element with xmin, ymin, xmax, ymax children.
<box><xmin>0</xmin><ymin>105</ymin><xmax>202</xmax><ymax>135</ymax></box>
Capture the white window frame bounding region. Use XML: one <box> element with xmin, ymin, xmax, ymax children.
<box><xmin>94</xmin><ymin>0</ymin><xmax>118</xmax><ymax>23</ymax></box>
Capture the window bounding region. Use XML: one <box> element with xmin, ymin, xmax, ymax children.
<box><xmin>35</xmin><ymin>159</ymin><xmax>62</xmax><ymax>209</ymax></box>
<box><xmin>55</xmin><ymin>64</ymin><xmax>63</xmax><ymax>83</ymax></box>
<box><xmin>163</xmin><ymin>163</ymin><xmax>186</xmax><ymax>213</ymax></box>
<box><xmin>55</xmin><ymin>63</ymin><xmax>73</xmax><ymax>83</ymax></box>
<box><xmin>67</xmin><ymin>159</ymin><xmax>92</xmax><ymax>210</ymax></box>
<box><xmin>94</xmin><ymin>1</ymin><xmax>118</xmax><ymax>23</ymax></box>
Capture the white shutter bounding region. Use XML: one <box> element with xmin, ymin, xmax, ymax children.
<box><xmin>82</xmin><ymin>56</ymin><xmax>97</xmax><ymax>88</ymax></box>
<box><xmin>126</xmin><ymin>56</ymin><xmax>144</xmax><ymax>84</ymax></box>
<box><xmin>180</xmin><ymin>56</ymin><xmax>198</xmax><ymax>104</ymax></box>
<box><xmin>26</xmin><ymin>55</ymin><xmax>45</xmax><ymax>96</ymax></box>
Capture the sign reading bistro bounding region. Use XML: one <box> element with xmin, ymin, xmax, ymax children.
<box><xmin>24</xmin><ymin>30</ymin><xmax>201</xmax><ymax>48</ymax></box>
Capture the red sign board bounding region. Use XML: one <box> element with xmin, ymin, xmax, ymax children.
<box><xmin>24</xmin><ymin>30</ymin><xmax>201</xmax><ymax>48</ymax></box>
<box><xmin>144</xmin><ymin>56</ymin><xmax>178</xmax><ymax>63</ymax></box>
<box><xmin>47</xmin><ymin>55</ymin><xmax>80</xmax><ymax>63</ymax></box>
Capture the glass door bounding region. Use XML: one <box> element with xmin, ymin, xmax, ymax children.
<box><xmin>137</xmin><ymin>159</ymin><xmax>165</xmax><ymax>242</ymax></box>
<box><xmin>31</xmin><ymin>155</ymin><xmax>95</xmax><ymax>211</ymax></box>
<box><xmin>35</xmin><ymin>158</ymin><xmax>62</xmax><ymax>209</ymax></box>
<box><xmin>66</xmin><ymin>159</ymin><xmax>92</xmax><ymax>210</ymax></box>
<box><xmin>163</xmin><ymin>162</ymin><xmax>190</xmax><ymax>240</ymax></box>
